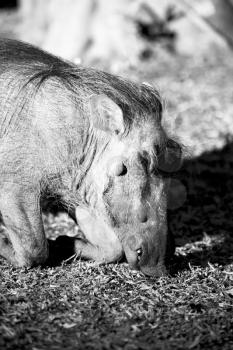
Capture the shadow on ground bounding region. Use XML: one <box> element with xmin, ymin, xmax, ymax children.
<box><xmin>170</xmin><ymin>140</ymin><xmax>233</xmax><ymax>273</ymax></box>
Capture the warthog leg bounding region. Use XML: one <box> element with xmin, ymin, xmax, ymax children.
<box><xmin>73</xmin><ymin>238</ymin><xmax>123</xmax><ymax>264</ymax></box>
<box><xmin>0</xmin><ymin>185</ymin><xmax>48</xmax><ymax>267</ymax></box>
<box><xmin>73</xmin><ymin>207</ymin><xmax>124</xmax><ymax>264</ymax></box>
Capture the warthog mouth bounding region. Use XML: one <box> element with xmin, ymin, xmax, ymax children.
<box><xmin>123</xmin><ymin>229</ymin><xmax>173</xmax><ymax>277</ymax></box>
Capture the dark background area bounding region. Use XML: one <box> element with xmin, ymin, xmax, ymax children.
<box><xmin>0</xmin><ymin>0</ymin><xmax>17</xmax><ymax>9</ymax></box>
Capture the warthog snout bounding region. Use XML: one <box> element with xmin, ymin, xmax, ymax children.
<box><xmin>138</xmin><ymin>240</ymin><xmax>167</xmax><ymax>277</ymax></box>
<box><xmin>140</xmin><ymin>264</ymin><xmax>167</xmax><ymax>277</ymax></box>
<box><xmin>124</xmin><ymin>227</ymin><xmax>174</xmax><ymax>277</ymax></box>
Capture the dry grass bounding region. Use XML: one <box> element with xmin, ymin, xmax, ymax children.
<box><xmin>1</xmin><ymin>40</ymin><xmax>233</xmax><ymax>349</ymax></box>
<box><xmin>1</xmin><ymin>254</ymin><xmax>233</xmax><ymax>349</ymax></box>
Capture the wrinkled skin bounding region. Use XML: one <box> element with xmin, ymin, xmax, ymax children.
<box><xmin>0</xmin><ymin>39</ymin><xmax>181</xmax><ymax>277</ymax></box>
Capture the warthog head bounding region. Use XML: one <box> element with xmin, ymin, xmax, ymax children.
<box><xmin>75</xmin><ymin>83</ymin><xmax>182</xmax><ymax>276</ymax></box>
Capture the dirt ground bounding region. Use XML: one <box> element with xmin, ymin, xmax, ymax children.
<box><xmin>0</xmin><ymin>8</ymin><xmax>233</xmax><ymax>350</ymax></box>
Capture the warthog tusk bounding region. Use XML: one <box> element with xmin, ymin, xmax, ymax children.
<box><xmin>137</xmin><ymin>248</ymin><xmax>142</xmax><ymax>260</ymax></box>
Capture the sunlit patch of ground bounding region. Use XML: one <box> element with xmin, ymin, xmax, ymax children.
<box><xmin>1</xmin><ymin>40</ymin><xmax>233</xmax><ymax>349</ymax></box>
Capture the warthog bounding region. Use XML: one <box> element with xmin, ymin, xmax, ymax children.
<box><xmin>0</xmin><ymin>39</ymin><xmax>182</xmax><ymax>276</ymax></box>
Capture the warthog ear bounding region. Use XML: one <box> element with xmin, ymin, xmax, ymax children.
<box><xmin>89</xmin><ymin>94</ymin><xmax>124</xmax><ymax>135</ymax></box>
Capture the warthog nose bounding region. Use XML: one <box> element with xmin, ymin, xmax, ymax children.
<box><xmin>137</xmin><ymin>206</ymin><xmax>148</xmax><ymax>223</ymax></box>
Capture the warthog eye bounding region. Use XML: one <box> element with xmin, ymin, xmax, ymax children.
<box><xmin>117</xmin><ymin>163</ymin><xmax>127</xmax><ymax>176</ymax></box>
<box><xmin>110</xmin><ymin>162</ymin><xmax>127</xmax><ymax>176</ymax></box>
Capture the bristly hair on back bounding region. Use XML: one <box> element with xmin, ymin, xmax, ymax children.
<box><xmin>0</xmin><ymin>39</ymin><xmax>163</xmax><ymax>131</ymax></box>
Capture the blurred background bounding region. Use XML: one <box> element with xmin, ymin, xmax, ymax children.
<box><xmin>0</xmin><ymin>0</ymin><xmax>232</xmax><ymax>154</ymax></box>
<box><xmin>1</xmin><ymin>0</ymin><xmax>233</xmax><ymax>69</ymax></box>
